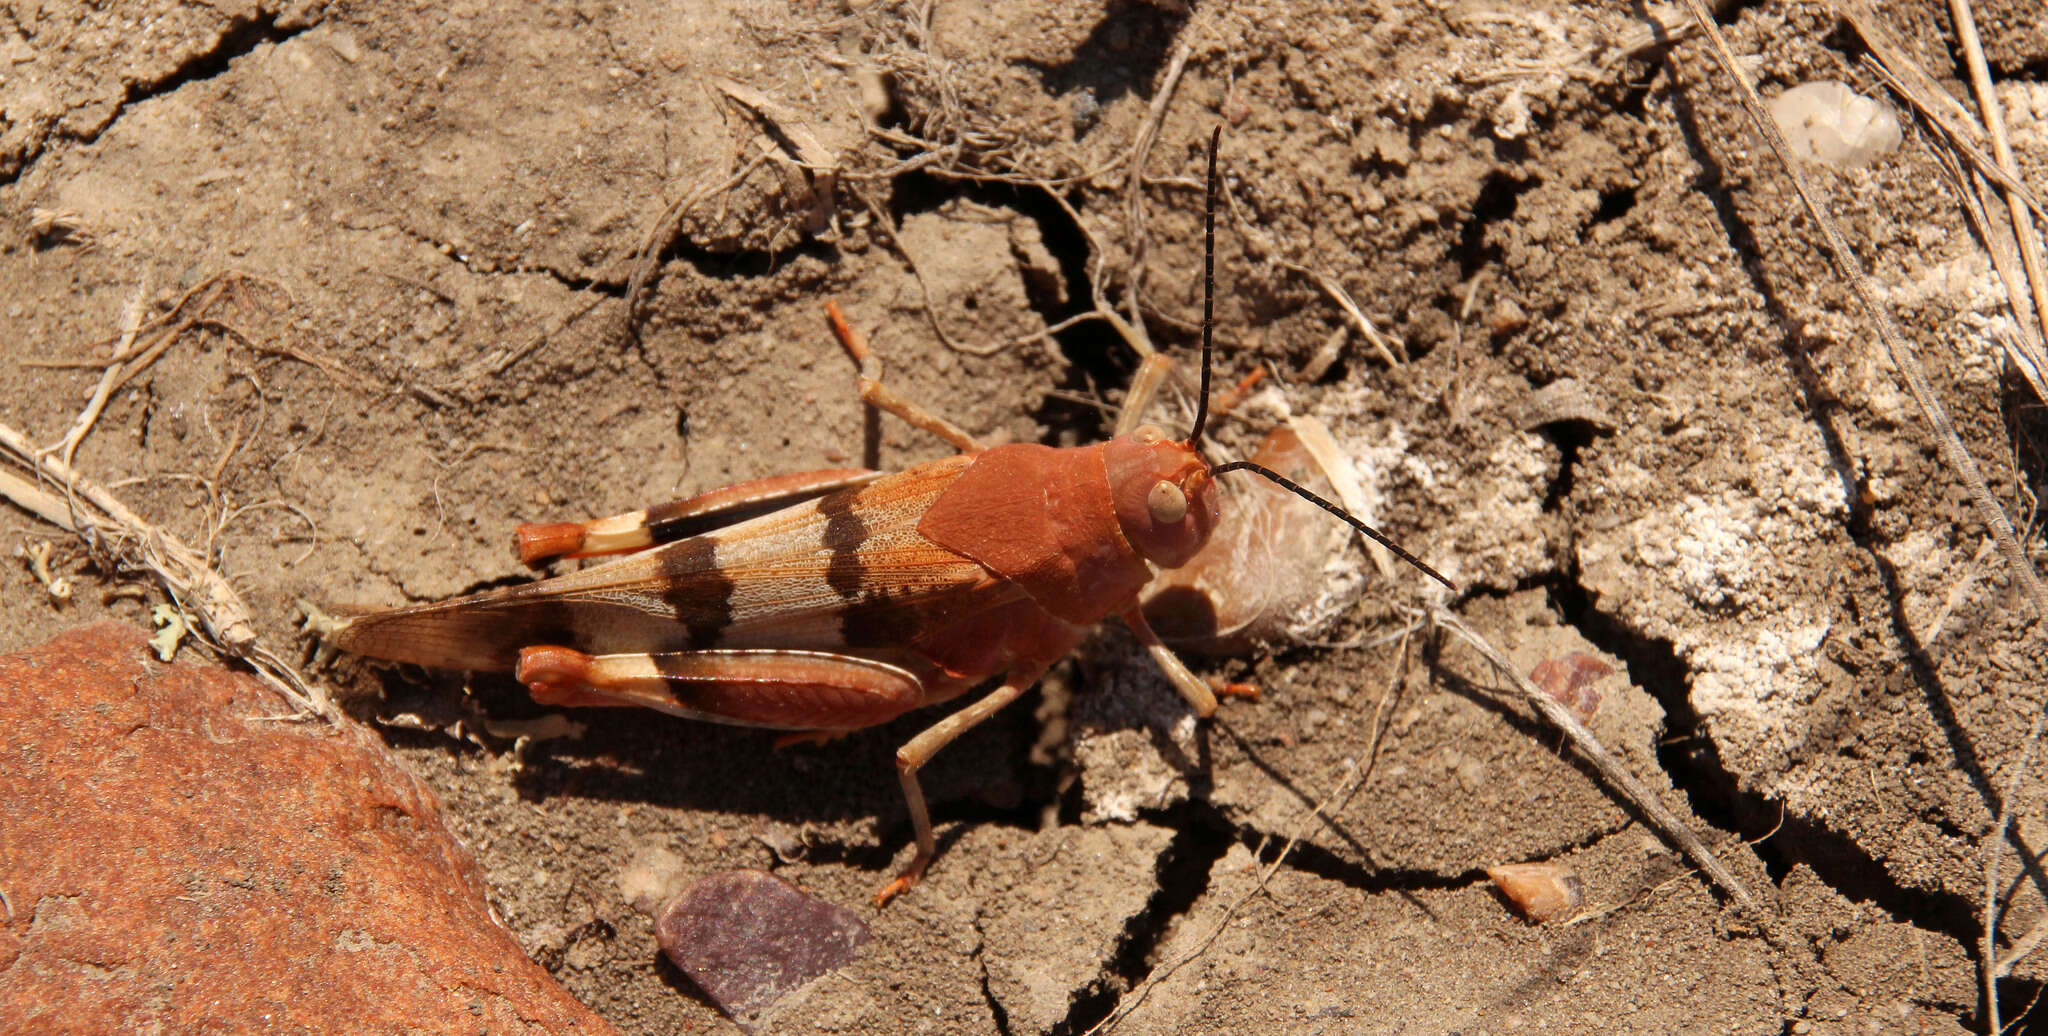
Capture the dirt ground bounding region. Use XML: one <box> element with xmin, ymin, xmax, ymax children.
<box><xmin>6</xmin><ymin>0</ymin><xmax>2048</xmax><ymax>1032</ymax></box>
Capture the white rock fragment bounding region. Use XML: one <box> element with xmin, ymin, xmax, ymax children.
<box><xmin>1768</xmin><ymin>81</ymin><xmax>1902</xmax><ymax>169</ymax></box>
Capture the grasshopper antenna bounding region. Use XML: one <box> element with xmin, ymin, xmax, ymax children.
<box><xmin>1187</xmin><ymin>127</ymin><xmax>1454</xmax><ymax>593</ymax></box>
<box><xmin>1186</xmin><ymin>125</ymin><xmax>1222</xmax><ymax>447</ymax></box>
<box><xmin>1211</xmin><ymin>460</ymin><xmax>1459</xmax><ymax>593</ymax></box>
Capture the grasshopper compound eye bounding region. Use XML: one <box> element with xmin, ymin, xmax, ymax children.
<box><xmin>1146</xmin><ymin>480</ymin><xmax>1188</xmax><ymax>525</ymax></box>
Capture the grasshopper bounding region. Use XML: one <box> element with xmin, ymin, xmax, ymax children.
<box><xmin>326</xmin><ymin>130</ymin><xmax>1453</xmax><ymax>904</ymax></box>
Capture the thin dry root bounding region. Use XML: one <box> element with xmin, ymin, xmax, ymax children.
<box><xmin>0</xmin><ymin>419</ymin><xmax>333</xmax><ymax>722</ymax></box>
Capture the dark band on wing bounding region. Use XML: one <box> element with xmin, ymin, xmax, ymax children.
<box><xmin>819</xmin><ymin>485</ymin><xmax>937</xmax><ymax>646</ymax></box>
<box><xmin>659</xmin><ymin>536</ymin><xmax>732</xmax><ymax>650</ymax></box>
<box><xmin>818</xmin><ymin>489</ymin><xmax>870</xmax><ymax>601</ymax></box>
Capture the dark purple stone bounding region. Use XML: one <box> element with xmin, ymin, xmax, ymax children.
<box><xmin>656</xmin><ymin>869</ymin><xmax>870</xmax><ymax>1024</ymax></box>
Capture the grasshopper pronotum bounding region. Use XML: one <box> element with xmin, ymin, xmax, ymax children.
<box><xmin>327</xmin><ymin>129</ymin><xmax>1453</xmax><ymax>904</ymax></box>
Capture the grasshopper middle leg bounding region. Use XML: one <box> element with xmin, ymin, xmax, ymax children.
<box><xmin>876</xmin><ymin>662</ymin><xmax>1050</xmax><ymax>906</ymax></box>
<box><xmin>824</xmin><ymin>300</ymin><xmax>983</xmax><ymax>454</ymax></box>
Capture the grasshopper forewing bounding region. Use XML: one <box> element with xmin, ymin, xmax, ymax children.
<box><xmin>325</xmin><ymin>129</ymin><xmax>1454</xmax><ymax>904</ymax></box>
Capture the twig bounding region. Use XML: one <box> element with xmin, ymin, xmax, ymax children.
<box><xmin>44</xmin><ymin>281</ymin><xmax>152</xmax><ymax>470</ymax></box>
<box><xmin>0</xmin><ymin>418</ymin><xmax>333</xmax><ymax>722</ymax></box>
<box><xmin>1930</xmin><ymin>139</ymin><xmax>2048</xmax><ymax>406</ymax></box>
<box><xmin>218</xmin><ymin>499</ymin><xmax>322</xmax><ymax>568</ymax></box>
<box><xmin>1028</xmin><ymin>173</ymin><xmax>1157</xmax><ymax>362</ymax></box>
<box><xmin>622</xmin><ymin>149</ymin><xmax>776</xmax><ymax>345</ymax></box>
<box><xmin>448</xmin><ymin>294</ymin><xmax>608</xmax><ymax>393</ymax></box>
<box><xmin>1210</xmin><ymin>178</ymin><xmax>1406</xmax><ymax>369</ymax></box>
<box><xmin>1279</xmin><ymin>260</ymin><xmax>1405</xmax><ymax>368</ymax></box>
<box><xmin>1949</xmin><ymin>0</ymin><xmax>2048</xmax><ymax>348</ymax></box>
<box><xmin>2000</xmin><ymin>913</ymin><xmax>2048</xmax><ymax>979</ymax></box>
<box><xmin>851</xmin><ymin>188</ymin><xmax>1002</xmax><ymax>356</ymax></box>
<box><xmin>1118</xmin><ymin>28</ymin><xmax>1199</xmax><ymax>342</ymax></box>
<box><xmin>1458</xmin><ymin>4</ymin><xmax>1698</xmax><ymax>87</ymax></box>
<box><xmin>1873</xmin><ymin>0</ymin><xmax>2048</xmax><ymax>414</ymax></box>
<box><xmin>197</xmin><ymin>317</ymin><xmax>367</xmax><ymax>391</ymax></box>
<box><xmin>32</xmin><ymin>274</ymin><xmax>319</xmax><ymax>473</ymax></box>
<box><xmin>1432</xmin><ymin>609</ymin><xmax>1762</xmax><ymax>917</ymax></box>
<box><xmin>1675</xmin><ymin>0</ymin><xmax>2048</xmax><ymax>623</ymax></box>
<box><xmin>1919</xmin><ymin>539</ymin><xmax>1998</xmax><ymax>648</ymax></box>
<box><xmin>1855</xmin><ymin>56</ymin><xmax>2048</xmax><ymax>226</ymax></box>
<box><xmin>1983</xmin><ymin>711</ymin><xmax>2046</xmax><ymax>1032</ymax></box>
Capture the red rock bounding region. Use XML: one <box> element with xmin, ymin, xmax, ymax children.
<box><xmin>1528</xmin><ymin>651</ymin><xmax>1616</xmax><ymax>724</ymax></box>
<box><xmin>0</xmin><ymin>622</ymin><xmax>618</xmax><ymax>1035</ymax></box>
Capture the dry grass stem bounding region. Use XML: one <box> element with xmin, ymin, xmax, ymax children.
<box><xmin>1947</xmin><ymin>0</ymin><xmax>2048</xmax><ymax>348</ymax></box>
<box><xmin>1982</xmin><ymin>711</ymin><xmax>2046</xmax><ymax>1030</ymax></box>
<box><xmin>1431</xmin><ymin>609</ymin><xmax>1761</xmax><ymax>918</ymax></box>
<box><xmin>0</xmin><ymin>418</ymin><xmax>333</xmax><ymax>722</ymax></box>
<box><xmin>1856</xmin><ymin>55</ymin><xmax>2048</xmax><ymax>224</ymax></box>
<box><xmin>1281</xmin><ymin>260</ymin><xmax>1404</xmax><ymax>368</ymax></box>
<box><xmin>1930</xmin><ymin>142</ymin><xmax>2048</xmax><ymax>404</ymax></box>
<box><xmin>1675</xmin><ymin>0</ymin><xmax>2047</xmax><ymax>627</ymax></box>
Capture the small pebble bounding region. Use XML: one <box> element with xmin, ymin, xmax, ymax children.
<box><xmin>1528</xmin><ymin>652</ymin><xmax>1615</xmax><ymax>724</ymax></box>
<box><xmin>1487</xmin><ymin>861</ymin><xmax>1585</xmax><ymax>923</ymax></box>
<box><xmin>1768</xmin><ymin>81</ymin><xmax>1902</xmax><ymax>169</ymax></box>
<box><xmin>656</xmin><ymin>870</ymin><xmax>870</xmax><ymax>1025</ymax></box>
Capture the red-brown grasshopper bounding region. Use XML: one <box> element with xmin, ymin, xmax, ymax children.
<box><xmin>325</xmin><ymin>130</ymin><xmax>1453</xmax><ymax>904</ymax></box>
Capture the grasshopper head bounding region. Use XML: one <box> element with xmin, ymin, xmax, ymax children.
<box><xmin>1105</xmin><ymin>425</ymin><xmax>1220</xmax><ymax>569</ymax></box>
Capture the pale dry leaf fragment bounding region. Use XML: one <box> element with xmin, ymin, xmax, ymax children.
<box><xmin>20</xmin><ymin>540</ymin><xmax>71</xmax><ymax>604</ymax></box>
<box><xmin>713</xmin><ymin>76</ymin><xmax>840</xmax><ymax>234</ymax></box>
<box><xmin>1521</xmin><ymin>377</ymin><xmax>1616</xmax><ymax>432</ymax></box>
<box><xmin>1291</xmin><ymin>416</ymin><xmax>1397</xmax><ymax>579</ymax></box>
<box><xmin>149</xmin><ymin>603</ymin><xmax>191</xmax><ymax>662</ymax></box>
<box><xmin>26</xmin><ymin>207</ymin><xmax>93</xmax><ymax>249</ymax></box>
<box><xmin>478</xmin><ymin>713</ymin><xmax>587</xmax><ymax>743</ymax></box>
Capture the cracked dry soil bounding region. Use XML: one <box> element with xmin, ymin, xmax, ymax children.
<box><xmin>5</xmin><ymin>1</ymin><xmax>2048</xmax><ymax>1033</ymax></box>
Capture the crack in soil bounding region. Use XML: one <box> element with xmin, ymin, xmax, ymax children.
<box><xmin>971</xmin><ymin>914</ymin><xmax>1017</xmax><ymax>1036</ymax></box>
<box><xmin>881</xmin><ymin>166</ymin><xmax>1128</xmax><ymax>446</ymax></box>
<box><xmin>3</xmin><ymin>9</ymin><xmax>314</xmax><ymax>188</ymax></box>
<box><xmin>1234</xmin><ymin>812</ymin><xmax>1637</xmax><ymax>895</ymax></box>
<box><xmin>1543</xmin><ymin>569</ymin><xmax>1986</xmax><ymax>947</ymax></box>
<box><xmin>1052</xmin><ymin>806</ymin><xmax>1232</xmax><ymax>1036</ymax></box>
<box><xmin>387</xmin><ymin>220</ymin><xmax>631</xmax><ymax>298</ymax></box>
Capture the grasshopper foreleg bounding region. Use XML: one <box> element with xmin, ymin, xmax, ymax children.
<box><xmin>1121</xmin><ymin>606</ymin><xmax>1221</xmax><ymax>717</ymax></box>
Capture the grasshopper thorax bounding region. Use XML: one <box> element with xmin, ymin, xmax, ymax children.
<box><xmin>1104</xmin><ymin>424</ymin><xmax>1220</xmax><ymax>569</ymax></box>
